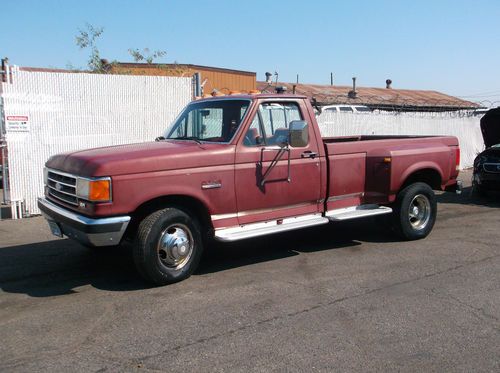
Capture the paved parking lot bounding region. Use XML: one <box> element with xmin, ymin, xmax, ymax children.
<box><xmin>0</xmin><ymin>171</ymin><xmax>499</xmax><ymax>372</ymax></box>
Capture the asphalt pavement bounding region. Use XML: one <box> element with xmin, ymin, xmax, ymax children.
<box><xmin>0</xmin><ymin>170</ymin><xmax>499</xmax><ymax>372</ymax></box>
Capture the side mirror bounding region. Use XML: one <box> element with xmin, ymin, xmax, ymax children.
<box><xmin>288</xmin><ymin>120</ymin><xmax>308</xmax><ymax>147</ymax></box>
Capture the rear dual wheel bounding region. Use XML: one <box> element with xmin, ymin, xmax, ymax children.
<box><xmin>133</xmin><ymin>208</ymin><xmax>204</xmax><ymax>285</ymax></box>
<box><xmin>393</xmin><ymin>182</ymin><xmax>437</xmax><ymax>240</ymax></box>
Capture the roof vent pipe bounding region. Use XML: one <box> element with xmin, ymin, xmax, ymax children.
<box><xmin>348</xmin><ymin>77</ymin><xmax>357</xmax><ymax>99</ymax></box>
<box><xmin>386</xmin><ymin>79</ymin><xmax>392</xmax><ymax>89</ymax></box>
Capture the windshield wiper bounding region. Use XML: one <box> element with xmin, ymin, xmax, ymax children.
<box><xmin>171</xmin><ymin>136</ymin><xmax>203</xmax><ymax>144</ymax></box>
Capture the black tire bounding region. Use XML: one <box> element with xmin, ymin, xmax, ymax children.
<box><xmin>472</xmin><ymin>181</ymin><xmax>488</xmax><ymax>197</ymax></box>
<box><xmin>392</xmin><ymin>182</ymin><xmax>437</xmax><ymax>241</ymax></box>
<box><xmin>133</xmin><ymin>208</ymin><xmax>204</xmax><ymax>285</ymax></box>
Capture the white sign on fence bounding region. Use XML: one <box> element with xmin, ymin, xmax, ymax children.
<box><xmin>5</xmin><ymin>115</ymin><xmax>29</xmax><ymax>132</ymax></box>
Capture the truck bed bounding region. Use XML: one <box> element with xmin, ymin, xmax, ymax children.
<box><xmin>322</xmin><ymin>135</ymin><xmax>459</xmax><ymax>210</ymax></box>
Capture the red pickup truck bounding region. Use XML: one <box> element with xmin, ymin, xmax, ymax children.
<box><xmin>38</xmin><ymin>94</ymin><xmax>461</xmax><ymax>285</ymax></box>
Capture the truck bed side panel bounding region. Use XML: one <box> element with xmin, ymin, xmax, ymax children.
<box><xmin>324</xmin><ymin>136</ymin><xmax>459</xmax><ymax>206</ymax></box>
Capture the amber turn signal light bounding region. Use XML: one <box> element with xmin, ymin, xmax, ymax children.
<box><xmin>89</xmin><ymin>180</ymin><xmax>111</xmax><ymax>201</ymax></box>
<box><xmin>76</xmin><ymin>178</ymin><xmax>112</xmax><ymax>202</ymax></box>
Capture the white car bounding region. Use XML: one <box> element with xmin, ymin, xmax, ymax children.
<box><xmin>321</xmin><ymin>105</ymin><xmax>372</xmax><ymax>113</ymax></box>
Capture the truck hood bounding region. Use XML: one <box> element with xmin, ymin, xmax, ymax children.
<box><xmin>480</xmin><ymin>107</ymin><xmax>500</xmax><ymax>148</ymax></box>
<box><xmin>46</xmin><ymin>140</ymin><xmax>235</xmax><ymax>177</ymax></box>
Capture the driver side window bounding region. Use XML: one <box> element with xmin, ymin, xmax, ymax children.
<box><xmin>243</xmin><ymin>114</ymin><xmax>264</xmax><ymax>146</ymax></box>
<box><xmin>243</xmin><ymin>102</ymin><xmax>304</xmax><ymax>147</ymax></box>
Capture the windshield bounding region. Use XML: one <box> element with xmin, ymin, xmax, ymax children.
<box><xmin>166</xmin><ymin>99</ymin><xmax>250</xmax><ymax>143</ymax></box>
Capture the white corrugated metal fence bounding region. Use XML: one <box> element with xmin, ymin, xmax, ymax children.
<box><xmin>317</xmin><ymin>110</ymin><xmax>484</xmax><ymax>169</ymax></box>
<box><xmin>1</xmin><ymin>71</ymin><xmax>193</xmax><ymax>216</ymax></box>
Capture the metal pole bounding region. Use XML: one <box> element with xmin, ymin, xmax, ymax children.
<box><xmin>0</xmin><ymin>92</ymin><xmax>9</xmax><ymax>204</ymax></box>
<box><xmin>330</xmin><ymin>73</ymin><xmax>333</xmax><ymax>86</ymax></box>
<box><xmin>1</xmin><ymin>144</ymin><xmax>9</xmax><ymax>205</ymax></box>
<box><xmin>193</xmin><ymin>72</ymin><xmax>201</xmax><ymax>97</ymax></box>
<box><xmin>5</xmin><ymin>64</ymin><xmax>10</xmax><ymax>85</ymax></box>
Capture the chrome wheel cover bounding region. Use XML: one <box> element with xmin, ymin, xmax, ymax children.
<box><xmin>157</xmin><ymin>224</ymin><xmax>194</xmax><ymax>270</ymax></box>
<box><xmin>408</xmin><ymin>194</ymin><xmax>431</xmax><ymax>230</ymax></box>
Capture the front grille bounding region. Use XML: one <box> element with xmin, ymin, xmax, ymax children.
<box><xmin>47</xmin><ymin>170</ymin><xmax>78</xmax><ymax>205</ymax></box>
<box><xmin>483</xmin><ymin>163</ymin><xmax>500</xmax><ymax>173</ymax></box>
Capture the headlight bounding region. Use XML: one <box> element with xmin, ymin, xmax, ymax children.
<box><xmin>76</xmin><ymin>177</ymin><xmax>112</xmax><ymax>202</ymax></box>
<box><xmin>43</xmin><ymin>167</ymin><xmax>48</xmax><ymax>185</ymax></box>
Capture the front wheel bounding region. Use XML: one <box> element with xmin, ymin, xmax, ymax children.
<box><xmin>133</xmin><ymin>208</ymin><xmax>204</xmax><ymax>285</ymax></box>
<box><xmin>392</xmin><ymin>182</ymin><xmax>437</xmax><ymax>240</ymax></box>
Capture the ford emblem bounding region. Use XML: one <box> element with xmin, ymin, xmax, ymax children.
<box><xmin>55</xmin><ymin>182</ymin><xmax>63</xmax><ymax>191</ymax></box>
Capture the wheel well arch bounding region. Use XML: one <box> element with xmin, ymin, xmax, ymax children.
<box><xmin>125</xmin><ymin>195</ymin><xmax>213</xmax><ymax>241</ymax></box>
<box><xmin>401</xmin><ymin>168</ymin><xmax>442</xmax><ymax>190</ymax></box>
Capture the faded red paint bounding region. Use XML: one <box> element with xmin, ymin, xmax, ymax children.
<box><xmin>44</xmin><ymin>94</ymin><xmax>460</xmax><ymax>231</ymax></box>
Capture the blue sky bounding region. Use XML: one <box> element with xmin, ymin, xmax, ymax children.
<box><xmin>2</xmin><ymin>0</ymin><xmax>500</xmax><ymax>103</ymax></box>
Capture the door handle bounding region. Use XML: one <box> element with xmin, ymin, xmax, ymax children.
<box><xmin>301</xmin><ymin>151</ymin><xmax>318</xmax><ymax>159</ymax></box>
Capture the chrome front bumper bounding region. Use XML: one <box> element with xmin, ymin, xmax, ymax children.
<box><xmin>38</xmin><ymin>197</ymin><xmax>131</xmax><ymax>247</ymax></box>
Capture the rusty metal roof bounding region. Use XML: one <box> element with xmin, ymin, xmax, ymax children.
<box><xmin>256</xmin><ymin>82</ymin><xmax>479</xmax><ymax>111</ymax></box>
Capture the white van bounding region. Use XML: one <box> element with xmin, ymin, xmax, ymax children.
<box><xmin>321</xmin><ymin>105</ymin><xmax>372</xmax><ymax>113</ymax></box>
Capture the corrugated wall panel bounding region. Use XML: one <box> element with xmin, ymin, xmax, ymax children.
<box><xmin>1</xmin><ymin>71</ymin><xmax>192</xmax><ymax>216</ymax></box>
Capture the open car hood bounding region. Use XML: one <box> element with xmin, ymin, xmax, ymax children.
<box><xmin>480</xmin><ymin>107</ymin><xmax>500</xmax><ymax>148</ymax></box>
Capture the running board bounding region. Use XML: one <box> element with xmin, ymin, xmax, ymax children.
<box><xmin>326</xmin><ymin>205</ymin><xmax>392</xmax><ymax>221</ymax></box>
<box><xmin>214</xmin><ymin>214</ymin><xmax>329</xmax><ymax>242</ymax></box>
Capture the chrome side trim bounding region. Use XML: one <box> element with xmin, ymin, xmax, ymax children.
<box><xmin>214</xmin><ymin>213</ymin><xmax>329</xmax><ymax>242</ymax></box>
<box><xmin>211</xmin><ymin>213</ymin><xmax>238</xmax><ymax>221</ymax></box>
<box><xmin>210</xmin><ymin>202</ymin><xmax>319</xmax><ymax>222</ymax></box>
<box><xmin>237</xmin><ymin>201</ymin><xmax>317</xmax><ymax>217</ymax></box>
<box><xmin>327</xmin><ymin>192</ymin><xmax>364</xmax><ymax>202</ymax></box>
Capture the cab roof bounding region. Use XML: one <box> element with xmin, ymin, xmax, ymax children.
<box><xmin>194</xmin><ymin>93</ymin><xmax>308</xmax><ymax>102</ymax></box>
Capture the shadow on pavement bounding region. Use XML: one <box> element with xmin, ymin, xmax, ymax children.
<box><xmin>0</xmin><ymin>218</ymin><xmax>398</xmax><ymax>297</ymax></box>
<box><xmin>437</xmin><ymin>187</ymin><xmax>500</xmax><ymax>207</ymax></box>
<box><xmin>199</xmin><ymin>218</ymin><xmax>397</xmax><ymax>274</ymax></box>
<box><xmin>0</xmin><ymin>240</ymin><xmax>150</xmax><ymax>297</ymax></box>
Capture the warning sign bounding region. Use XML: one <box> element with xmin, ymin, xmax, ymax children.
<box><xmin>6</xmin><ymin>115</ymin><xmax>30</xmax><ymax>132</ymax></box>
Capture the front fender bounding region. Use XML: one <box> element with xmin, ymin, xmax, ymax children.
<box><xmin>110</xmin><ymin>166</ymin><xmax>237</xmax><ymax>218</ymax></box>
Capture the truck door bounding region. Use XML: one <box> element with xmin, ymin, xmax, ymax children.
<box><xmin>234</xmin><ymin>100</ymin><xmax>322</xmax><ymax>225</ymax></box>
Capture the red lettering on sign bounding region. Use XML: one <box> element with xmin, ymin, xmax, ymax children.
<box><xmin>6</xmin><ymin>116</ymin><xmax>29</xmax><ymax>121</ymax></box>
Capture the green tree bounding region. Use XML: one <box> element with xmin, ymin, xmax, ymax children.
<box><xmin>75</xmin><ymin>23</ymin><xmax>105</xmax><ymax>72</ymax></box>
<box><xmin>128</xmin><ymin>48</ymin><xmax>166</xmax><ymax>64</ymax></box>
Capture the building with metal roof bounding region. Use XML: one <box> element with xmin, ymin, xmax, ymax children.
<box><xmin>106</xmin><ymin>62</ymin><xmax>256</xmax><ymax>94</ymax></box>
<box><xmin>256</xmin><ymin>81</ymin><xmax>479</xmax><ymax>112</ymax></box>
